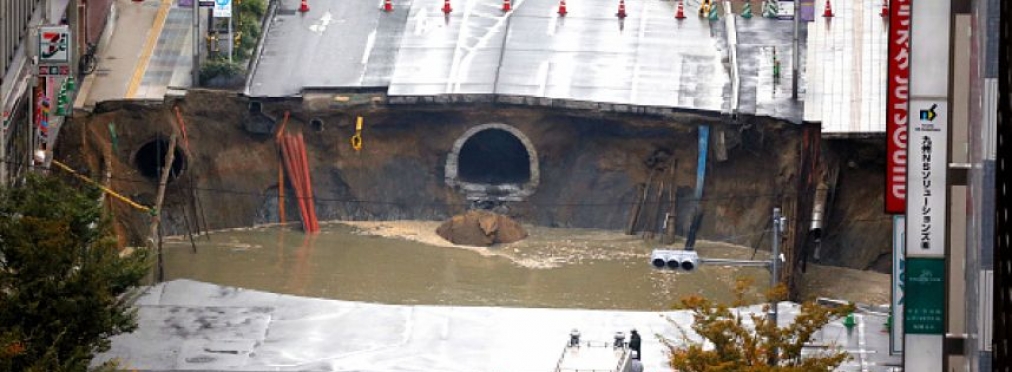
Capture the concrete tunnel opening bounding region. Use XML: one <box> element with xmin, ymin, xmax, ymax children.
<box><xmin>457</xmin><ymin>128</ymin><xmax>531</xmax><ymax>184</ymax></box>
<box><xmin>445</xmin><ymin>123</ymin><xmax>540</xmax><ymax>201</ymax></box>
<box><xmin>135</xmin><ymin>137</ymin><xmax>187</xmax><ymax>182</ymax></box>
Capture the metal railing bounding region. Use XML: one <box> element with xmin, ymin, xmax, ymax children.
<box><xmin>553</xmin><ymin>341</ymin><xmax>630</xmax><ymax>372</ymax></box>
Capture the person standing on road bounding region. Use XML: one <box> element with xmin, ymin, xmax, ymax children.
<box><xmin>629</xmin><ymin>329</ymin><xmax>641</xmax><ymax>360</ymax></box>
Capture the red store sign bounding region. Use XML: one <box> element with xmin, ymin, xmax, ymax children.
<box><xmin>885</xmin><ymin>0</ymin><xmax>911</xmax><ymax>214</ymax></box>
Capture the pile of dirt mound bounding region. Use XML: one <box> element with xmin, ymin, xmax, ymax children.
<box><xmin>436</xmin><ymin>210</ymin><xmax>528</xmax><ymax>246</ymax></box>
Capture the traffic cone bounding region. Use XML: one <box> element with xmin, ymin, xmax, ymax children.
<box><xmin>558</xmin><ymin>0</ymin><xmax>567</xmax><ymax>16</ymax></box>
<box><xmin>741</xmin><ymin>0</ymin><xmax>753</xmax><ymax>18</ymax></box>
<box><xmin>880</xmin><ymin>0</ymin><xmax>888</xmax><ymax>17</ymax></box>
<box><xmin>822</xmin><ymin>0</ymin><xmax>833</xmax><ymax>17</ymax></box>
<box><xmin>442</xmin><ymin>0</ymin><xmax>452</xmax><ymax>13</ymax></box>
<box><xmin>502</xmin><ymin>0</ymin><xmax>511</xmax><ymax>12</ymax></box>
<box><xmin>616</xmin><ymin>0</ymin><xmax>626</xmax><ymax>19</ymax></box>
<box><xmin>299</xmin><ymin>0</ymin><xmax>310</xmax><ymax>12</ymax></box>
<box><xmin>383</xmin><ymin>0</ymin><xmax>393</xmax><ymax>12</ymax></box>
<box><xmin>675</xmin><ymin>0</ymin><xmax>685</xmax><ymax>19</ymax></box>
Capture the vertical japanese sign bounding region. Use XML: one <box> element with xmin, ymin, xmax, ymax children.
<box><xmin>885</xmin><ymin>0</ymin><xmax>910</xmax><ymax>214</ymax></box>
<box><xmin>891</xmin><ymin>216</ymin><xmax>904</xmax><ymax>354</ymax></box>
<box><xmin>213</xmin><ymin>0</ymin><xmax>232</xmax><ymax>18</ymax></box>
<box><xmin>906</xmin><ymin>100</ymin><xmax>947</xmax><ymax>257</ymax></box>
<box><xmin>903</xmin><ymin>0</ymin><xmax>950</xmax><ymax>369</ymax></box>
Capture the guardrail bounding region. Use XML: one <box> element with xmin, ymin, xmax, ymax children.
<box><xmin>553</xmin><ymin>341</ymin><xmax>631</xmax><ymax>372</ymax></box>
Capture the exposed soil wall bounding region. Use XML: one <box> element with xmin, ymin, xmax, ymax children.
<box><xmin>56</xmin><ymin>90</ymin><xmax>892</xmax><ymax>272</ymax></box>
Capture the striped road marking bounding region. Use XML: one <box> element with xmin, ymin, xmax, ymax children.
<box><xmin>126</xmin><ymin>0</ymin><xmax>173</xmax><ymax>99</ymax></box>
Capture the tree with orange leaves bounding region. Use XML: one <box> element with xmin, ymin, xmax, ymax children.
<box><xmin>663</xmin><ymin>279</ymin><xmax>854</xmax><ymax>372</ymax></box>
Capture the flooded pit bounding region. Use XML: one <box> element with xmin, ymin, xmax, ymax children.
<box><xmin>161</xmin><ymin>221</ymin><xmax>777</xmax><ymax>311</ymax></box>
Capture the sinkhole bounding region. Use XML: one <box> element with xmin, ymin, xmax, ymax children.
<box><xmin>135</xmin><ymin>137</ymin><xmax>187</xmax><ymax>182</ymax></box>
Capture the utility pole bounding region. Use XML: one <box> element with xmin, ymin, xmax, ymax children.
<box><xmin>771</xmin><ymin>207</ymin><xmax>782</xmax><ymax>326</ymax></box>
<box><xmin>1</xmin><ymin>117</ymin><xmax>7</xmax><ymax>186</ymax></box>
<box><xmin>791</xmin><ymin>3</ymin><xmax>799</xmax><ymax>100</ymax></box>
<box><xmin>192</xmin><ymin>0</ymin><xmax>200</xmax><ymax>86</ymax></box>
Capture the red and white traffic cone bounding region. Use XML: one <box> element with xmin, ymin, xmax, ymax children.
<box><xmin>822</xmin><ymin>0</ymin><xmax>833</xmax><ymax>17</ymax></box>
<box><xmin>442</xmin><ymin>0</ymin><xmax>452</xmax><ymax>13</ymax></box>
<box><xmin>299</xmin><ymin>0</ymin><xmax>310</xmax><ymax>12</ymax></box>
<box><xmin>880</xmin><ymin>0</ymin><xmax>888</xmax><ymax>17</ymax></box>
<box><xmin>675</xmin><ymin>0</ymin><xmax>685</xmax><ymax>19</ymax></box>
<box><xmin>558</xmin><ymin>0</ymin><xmax>567</xmax><ymax>16</ymax></box>
<box><xmin>616</xmin><ymin>0</ymin><xmax>626</xmax><ymax>18</ymax></box>
<box><xmin>502</xmin><ymin>0</ymin><xmax>511</xmax><ymax>12</ymax></box>
<box><xmin>384</xmin><ymin>0</ymin><xmax>393</xmax><ymax>12</ymax></box>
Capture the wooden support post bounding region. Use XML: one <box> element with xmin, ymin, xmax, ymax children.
<box><xmin>149</xmin><ymin>133</ymin><xmax>177</xmax><ymax>282</ymax></box>
<box><xmin>626</xmin><ymin>169</ymin><xmax>656</xmax><ymax>235</ymax></box>
<box><xmin>626</xmin><ymin>184</ymin><xmax>645</xmax><ymax>235</ymax></box>
<box><xmin>181</xmin><ymin>204</ymin><xmax>198</xmax><ymax>253</ymax></box>
<box><xmin>643</xmin><ymin>179</ymin><xmax>664</xmax><ymax>241</ymax></box>
<box><xmin>663</xmin><ymin>160</ymin><xmax>678</xmax><ymax>244</ymax></box>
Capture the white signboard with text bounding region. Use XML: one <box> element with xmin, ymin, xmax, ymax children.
<box><xmin>213</xmin><ymin>0</ymin><xmax>232</xmax><ymax>18</ymax></box>
<box><xmin>905</xmin><ymin>100</ymin><xmax>947</xmax><ymax>257</ymax></box>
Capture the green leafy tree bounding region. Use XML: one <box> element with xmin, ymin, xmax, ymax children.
<box><xmin>664</xmin><ymin>279</ymin><xmax>854</xmax><ymax>372</ymax></box>
<box><xmin>0</xmin><ymin>175</ymin><xmax>149</xmax><ymax>371</ymax></box>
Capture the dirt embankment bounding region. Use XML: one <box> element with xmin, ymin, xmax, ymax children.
<box><xmin>56</xmin><ymin>90</ymin><xmax>893</xmax><ymax>273</ymax></box>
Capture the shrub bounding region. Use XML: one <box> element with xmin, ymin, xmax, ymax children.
<box><xmin>663</xmin><ymin>279</ymin><xmax>854</xmax><ymax>372</ymax></box>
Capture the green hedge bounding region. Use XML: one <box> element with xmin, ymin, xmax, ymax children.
<box><xmin>199</xmin><ymin>58</ymin><xmax>244</xmax><ymax>82</ymax></box>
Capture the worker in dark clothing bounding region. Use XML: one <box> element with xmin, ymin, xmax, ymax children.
<box><xmin>629</xmin><ymin>329</ymin><xmax>641</xmax><ymax>360</ymax></box>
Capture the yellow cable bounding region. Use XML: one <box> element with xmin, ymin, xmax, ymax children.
<box><xmin>51</xmin><ymin>160</ymin><xmax>152</xmax><ymax>213</ymax></box>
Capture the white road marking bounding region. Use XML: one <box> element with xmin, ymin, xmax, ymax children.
<box><xmin>308</xmin><ymin>11</ymin><xmax>333</xmax><ymax>34</ymax></box>
<box><xmin>537</xmin><ymin>60</ymin><xmax>550</xmax><ymax>96</ymax></box>
<box><xmin>361</xmin><ymin>30</ymin><xmax>377</xmax><ymax>64</ymax></box>
<box><xmin>547</xmin><ymin>11</ymin><xmax>558</xmax><ymax>35</ymax></box>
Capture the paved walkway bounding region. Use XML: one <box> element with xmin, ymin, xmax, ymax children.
<box><xmin>75</xmin><ymin>0</ymin><xmax>195</xmax><ymax>108</ymax></box>
<box><xmin>802</xmin><ymin>0</ymin><xmax>888</xmax><ymax>135</ymax></box>
<box><xmin>94</xmin><ymin>280</ymin><xmax>902</xmax><ymax>372</ymax></box>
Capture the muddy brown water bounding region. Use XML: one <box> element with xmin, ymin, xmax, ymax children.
<box><xmin>161</xmin><ymin>222</ymin><xmax>875</xmax><ymax>311</ymax></box>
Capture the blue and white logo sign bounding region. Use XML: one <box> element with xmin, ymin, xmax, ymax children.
<box><xmin>213</xmin><ymin>0</ymin><xmax>232</xmax><ymax>18</ymax></box>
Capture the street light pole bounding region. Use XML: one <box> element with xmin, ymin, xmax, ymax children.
<box><xmin>771</xmin><ymin>207</ymin><xmax>781</xmax><ymax>326</ymax></box>
<box><xmin>791</xmin><ymin>4</ymin><xmax>799</xmax><ymax>100</ymax></box>
<box><xmin>652</xmin><ymin>208</ymin><xmax>786</xmax><ymax>364</ymax></box>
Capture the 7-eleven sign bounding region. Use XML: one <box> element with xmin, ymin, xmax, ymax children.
<box><xmin>38</xmin><ymin>26</ymin><xmax>71</xmax><ymax>64</ymax></box>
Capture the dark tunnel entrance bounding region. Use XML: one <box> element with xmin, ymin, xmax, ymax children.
<box><xmin>135</xmin><ymin>137</ymin><xmax>187</xmax><ymax>182</ymax></box>
<box><xmin>457</xmin><ymin>129</ymin><xmax>531</xmax><ymax>184</ymax></box>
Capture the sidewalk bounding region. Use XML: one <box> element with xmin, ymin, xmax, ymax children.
<box><xmin>94</xmin><ymin>280</ymin><xmax>902</xmax><ymax>372</ymax></box>
<box><xmin>75</xmin><ymin>0</ymin><xmax>195</xmax><ymax>108</ymax></box>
